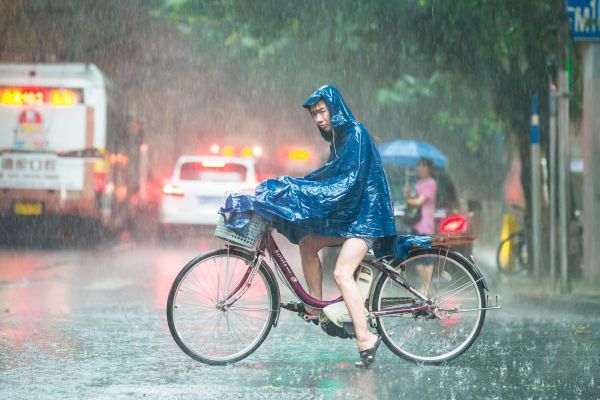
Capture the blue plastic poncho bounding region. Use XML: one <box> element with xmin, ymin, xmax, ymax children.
<box><xmin>220</xmin><ymin>85</ymin><xmax>396</xmax><ymax>245</ymax></box>
<box><xmin>378</xmin><ymin>235</ymin><xmax>433</xmax><ymax>260</ymax></box>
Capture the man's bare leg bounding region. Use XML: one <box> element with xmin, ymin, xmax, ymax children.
<box><xmin>299</xmin><ymin>235</ymin><xmax>344</xmax><ymax>315</ymax></box>
<box><xmin>333</xmin><ymin>238</ymin><xmax>378</xmax><ymax>351</ymax></box>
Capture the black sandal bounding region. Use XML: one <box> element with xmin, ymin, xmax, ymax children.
<box><xmin>280</xmin><ymin>301</ymin><xmax>319</xmax><ymax>325</ymax></box>
<box><xmin>355</xmin><ymin>335</ymin><xmax>382</xmax><ymax>368</ymax></box>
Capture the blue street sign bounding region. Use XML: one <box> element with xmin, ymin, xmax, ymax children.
<box><xmin>531</xmin><ymin>95</ymin><xmax>540</xmax><ymax>145</ymax></box>
<box><xmin>567</xmin><ymin>0</ymin><xmax>600</xmax><ymax>40</ymax></box>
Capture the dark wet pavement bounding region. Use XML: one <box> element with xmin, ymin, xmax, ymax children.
<box><xmin>1</xmin><ymin>234</ymin><xmax>599</xmax><ymax>399</ymax></box>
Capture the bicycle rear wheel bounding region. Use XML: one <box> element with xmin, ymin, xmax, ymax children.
<box><xmin>372</xmin><ymin>248</ymin><xmax>486</xmax><ymax>364</ymax></box>
<box><xmin>167</xmin><ymin>248</ymin><xmax>278</xmax><ymax>365</ymax></box>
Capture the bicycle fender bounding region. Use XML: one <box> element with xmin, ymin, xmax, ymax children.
<box><xmin>225</xmin><ymin>245</ymin><xmax>282</xmax><ymax>327</ymax></box>
<box><xmin>367</xmin><ymin>269</ymin><xmax>384</xmax><ymax>313</ymax></box>
<box><xmin>264</xmin><ymin>262</ymin><xmax>282</xmax><ymax>327</ymax></box>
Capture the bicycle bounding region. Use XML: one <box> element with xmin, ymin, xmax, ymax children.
<box><xmin>496</xmin><ymin>229</ymin><xmax>529</xmax><ymax>274</ymax></box>
<box><xmin>167</xmin><ymin>214</ymin><xmax>501</xmax><ymax>366</ymax></box>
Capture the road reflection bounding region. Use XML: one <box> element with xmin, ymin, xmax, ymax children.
<box><xmin>1</xmin><ymin>231</ymin><xmax>597</xmax><ymax>399</ymax></box>
<box><xmin>0</xmin><ymin>252</ymin><xmax>78</xmax><ymax>368</ymax></box>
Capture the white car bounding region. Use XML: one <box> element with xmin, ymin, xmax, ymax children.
<box><xmin>159</xmin><ymin>156</ymin><xmax>258</xmax><ymax>229</ymax></box>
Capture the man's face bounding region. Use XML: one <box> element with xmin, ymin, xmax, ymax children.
<box><xmin>309</xmin><ymin>100</ymin><xmax>332</xmax><ymax>133</ymax></box>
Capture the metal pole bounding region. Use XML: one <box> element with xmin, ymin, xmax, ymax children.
<box><xmin>558</xmin><ymin>71</ymin><xmax>570</xmax><ymax>293</ymax></box>
<box><xmin>530</xmin><ymin>95</ymin><xmax>542</xmax><ymax>280</ymax></box>
<box><xmin>548</xmin><ymin>85</ymin><xmax>557</xmax><ymax>290</ymax></box>
<box><xmin>582</xmin><ymin>43</ymin><xmax>600</xmax><ymax>287</ymax></box>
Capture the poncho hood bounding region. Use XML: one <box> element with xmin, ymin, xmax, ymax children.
<box><xmin>303</xmin><ymin>85</ymin><xmax>355</xmax><ymax>141</ymax></box>
<box><xmin>220</xmin><ymin>85</ymin><xmax>396</xmax><ymax>246</ymax></box>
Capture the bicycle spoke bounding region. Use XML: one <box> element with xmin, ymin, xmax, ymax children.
<box><xmin>225</xmin><ymin>312</ymin><xmax>233</xmax><ymax>355</ymax></box>
<box><xmin>212</xmin><ymin>311</ymin><xmax>224</xmax><ymax>354</ymax></box>
<box><xmin>433</xmin><ymin>273</ymin><xmax>468</xmax><ymax>295</ymax></box>
<box><xmin>228</xmin><ymin>306</ymin><xmax>276</xmax><ymax>312</ymax></box>
<box><xmin>228</xmin><ymin>309</ymin><xmax>271</xmax><ymax>323</ymax></box>
<box><xmin>224</xmin><ymin>259</ymin><xmax>242</xmax><ymax>302</ymax></box>
<box><xmin>179</xmin><ymin>281</ymin><xmax>217</xmax><ymax>303</ymax></box>
<box><xmin>174</xmin><ymin>302</ymin><xmax>217</xmax><ymax>310</ymax></box>
<box><xmin>223</xmin><ymin>312</ymin><xmax>247</xmax><ymax>352</ymax></box>
<box><xmin>197</xmin><ymin>261</ymin><xmax>219</xmax><ymax>302</ymax></box>
<box><xmin>435</xmin><ymin>277</ymin><xmax>481</xmax><ymax>303</ymax></box>
<box><xmin>228</xmin><ymin>309</ymin><xmax>265</xmax><ymax>331</ymax></box>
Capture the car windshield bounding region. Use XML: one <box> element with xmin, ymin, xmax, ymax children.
<box><xmin>383</xmin><ymin>164</ymin><xmax>459</xmax><ymax>210</ymax></box>
<box><xmin>179</xmin><ymin>161</ymin><xmax>247</xmax><ymax>182</ymax></box>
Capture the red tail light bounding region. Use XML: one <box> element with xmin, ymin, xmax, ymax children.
<box><xmin>162</xmin><ymin>184</ymin><xmax>184</xmax><ymax>197</ymax></box>
<box><xmin>439</xmin><ymin>214</ymin><xmax>467</xmax><ymax>234</ymax></box>
<box><xmin>94</xmin><ymin>172</ymin><xmax>105</xmax><ymax>192</ymax></box>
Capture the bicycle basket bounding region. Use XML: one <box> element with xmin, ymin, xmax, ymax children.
<box><xmin>215</xmin><ymin>214</ymin><xmax>266</xmax><ymax>249</ymax></box>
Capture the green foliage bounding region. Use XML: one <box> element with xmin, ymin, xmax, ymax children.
<box><xmin>376</xmin><ymin>69</ymin><xmax>505</xmax><ymax>153</ymax></box>
<box><xmin>377</xmin><ymin>74</ymin><xmax>437</xmax><ymax>105</ymax></box>
<box><xmin>410</xmin><ymin>0</ymin><xmax>561</xmax><ymax>133</ymax></box>
<box><xmin>156</xmin><ymin>0</ymin><xmax>566</xmax><ymax>201</ymax></box>
<box><xmin>161</xmin><ymin>0</ymin><xmax>561</xmax><ymax>143</ymax></box>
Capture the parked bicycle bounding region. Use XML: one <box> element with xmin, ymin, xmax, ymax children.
<box><xmin>496</xmin><ymin>229</ymin><xmax>529</xmax><ymax>274</ymax></box>
<box><xmin>495</xmin><ymin>213</ymin><xmax>583</xmax><ymax>277</ymax></box>
<box><xmin>167</xmin><ymin>214</ymin><xmax>501</xmax><ymax>366</ymax></box>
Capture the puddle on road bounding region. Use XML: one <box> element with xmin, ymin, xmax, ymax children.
<box><xmin>0</xmin><ymin>316</ymin><xmax>82</xmax><ymax>369</ymax></box>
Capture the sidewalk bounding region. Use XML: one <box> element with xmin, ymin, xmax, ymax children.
<box><xmin>494</xmin><ymin>271</ymin><xmax>600</xmax><ymax>307</ymax></box>
<box><xmin>472</xmin><ymin>242</ymin><xmax>600</xmax><ymax>307</ymax></box>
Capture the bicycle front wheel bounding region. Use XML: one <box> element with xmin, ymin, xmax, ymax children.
<box><xmin>373</xmin><ymin>248</ymin><xmax>486</xmax><ymax>364</ymax></box>
<box><xmin>167</xmin><ymin>248</ymin><xmax>278</xmax><ymax>365</ymax></box>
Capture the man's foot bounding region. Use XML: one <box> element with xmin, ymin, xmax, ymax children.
<box><xmin>357</xmin><ymin>332</ymin><xmax>379</xmax><ymax>352</ymax></box>
<box><xmin>280</xmin><ymin>301</ymin><xmax>319</xmax><ymax>325</ymax></box>
<box><xmin>355</xmin><ymin>334</ymin><xmax>382</xmax><ymax>368</ymax></box>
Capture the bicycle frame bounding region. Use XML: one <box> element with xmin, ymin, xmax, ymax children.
<box><xmin>223</xmin><ymin>229</ymin><xmax>437</xmax><ymax>318</ymax></box>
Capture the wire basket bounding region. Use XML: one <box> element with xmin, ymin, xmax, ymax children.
<box><xmin>215</xmin><ymin>214</ymin><xmax>267</xmax><ymax>249</ymax></box>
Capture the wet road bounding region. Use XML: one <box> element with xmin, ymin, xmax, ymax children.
<box><xmin>1</xmin><ymin>233</ymin><xmax>599</xmax><ymax>399</ymax></box>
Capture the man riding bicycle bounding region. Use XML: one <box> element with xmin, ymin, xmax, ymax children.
<box><xmin>220</xmin><ymin>85</ymin><xmax>396</xmax><ymax>367</ymax></box>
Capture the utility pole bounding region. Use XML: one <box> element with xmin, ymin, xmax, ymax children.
<box><xmin>557</xmin><ymin>71</ymin><xmax>570</xmax><ymax>294</ymax></box>
<box><xmin>530</xmin><ymin>95</ymin><xmax>542</xmax><ymax>280</ymax></box>
<box><xmin>548</xmin><ymin>85</ymin><xmax>558</xmax><ymax>290</ymax></box>
<box><xmin>582</xmin><ymin>44</ymin><xmax>600</xmax><ymax>287</ymax></box>
<box><xmin>564</xmin><ymin>0</ymin><xmax>600</xmax><ymax>289</ymax></box>
<box><xmin>559</xmin><ymin>0</ymin><xmax>572</xmax><ymax>294</ymax></box>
